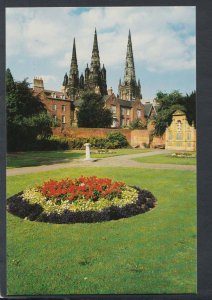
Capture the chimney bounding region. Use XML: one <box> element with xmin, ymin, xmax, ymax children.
<box><xmin>107</xmin><ymin>87</ymin><xmax>113</xmax><ymax>96</ymax></box>
<box><xmin>33</xmin><ymin>77</ymin><xmax>44</xmax><ymax>92</ymax></box>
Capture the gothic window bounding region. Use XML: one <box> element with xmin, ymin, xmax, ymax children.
<box><xmin>177</xmin><ymin>120</ymin><xmax>182</xmax><ymax>132</ymax></box>
<box><xmin>176</xmin><ymin>120</ymin><xmax>183</xmax><ymax>140</ymax></box>
<box><xmin>126</xmin><ymin>109</ymin><xmax>130</xmax><ymax>116</ymax></box>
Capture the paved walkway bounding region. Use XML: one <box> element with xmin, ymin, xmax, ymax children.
<box><xmin>6</xmin><ymin>150</ymin><xmax>196</xmax><ymax>176</ymax></box>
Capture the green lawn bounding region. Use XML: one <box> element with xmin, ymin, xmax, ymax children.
<box><xmin>7</xmin><ymin>167</ymin><xmax>196</xmax><ymax>295</ymax></box>
<box><xmin>7</xmin><ymin>148</ymin><xmax>151</xmax><ymax>169</ymax></box>
<box><xmin>132</xmin><ymin>154</ymin><xmax>196</xmax><ymax>165</ymax></box>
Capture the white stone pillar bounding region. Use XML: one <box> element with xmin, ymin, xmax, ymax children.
<box><xmin>84</xmin><ymin>143</ymin><xmax>91</xmax><ymax>160</ymax></box>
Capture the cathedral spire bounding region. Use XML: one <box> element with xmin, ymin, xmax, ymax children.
<box><xmin>91</xmin><ymin>28</ymin><xmax>100</xmax><ymax>70</ymax></box>
<box><xmin>68</xmin><ymin>38</ymin><xmax>79</xmax><ymax>99</ymax></box>
<box><xmin>71</xmin><ymin>38</ymin><xmax>78</xmax><ymax>70</ymax></box>
<box><xmin>119</xmin><ymin>31</ymin><xmax>142</xmax><ymax>100</ymax></box>
<box><xmin>124</xmin><ymin>29</ymin><xmax>136</xmax><ymax>83</ymax></box>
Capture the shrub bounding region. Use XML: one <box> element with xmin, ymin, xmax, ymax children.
<box><xmin>19</xmin><ymin>132</ymin><xmax>130</xmax><ymax>151</ymax></box>
<box><xmin>106</xmin><ymin>132</ymin><xmax>129</xmax><ymax>148</ymax></box>
<box><xmin>129</xmin><ymin>119</ymin><xmax>147</xmax><ymax>130</ymax></box>
<box><xmin>7</xmin><ymin>176</ymin><xmax>157</xmax><ymax>223</ymax></box>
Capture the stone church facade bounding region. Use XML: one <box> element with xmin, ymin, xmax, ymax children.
<box><xmin>57</xmin><ymin>29</ymin><xmax>145</xmax><ymax>128</ymax></box>
<box><xmin>165</xmin><ymin>110</ymin><xmax>196</xmax><ymax>151</ymax></box>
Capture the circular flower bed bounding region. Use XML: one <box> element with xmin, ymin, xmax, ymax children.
<box><xmin>7</xmin><ymin>176</ymin><xmax>157</xmax><ymax>223</ymax></box>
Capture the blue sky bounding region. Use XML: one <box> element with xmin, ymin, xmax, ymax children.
<box><xmin>6</xmin><ymin>6</ymin><xmax>196</xmax><ymax>100</ymax></box>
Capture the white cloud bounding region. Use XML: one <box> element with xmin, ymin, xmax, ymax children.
<box><xmin>36</xmin><ymin>74</ymin><xmax>57</xmax><ymax>83</ymax></box>
<box><xmin>6</xmin><ymin>6</ymin><xmax>196</xmax><ymax>89</ymax></box>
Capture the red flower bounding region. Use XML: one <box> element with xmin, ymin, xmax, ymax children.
<box><xmin>37</xmin><ymin>176</ymin><xmax>125</xmax><ymax>203</ymax></box>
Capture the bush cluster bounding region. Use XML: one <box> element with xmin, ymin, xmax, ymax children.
<box><xmin>7</xmin><ymin>180</ymin><xmax>157</xmax><ymax>224</ymax></box>
<box><xmin>24</xmin><ymin>131</ymin><xmax>129</xmax><ymax>151</ymax></box>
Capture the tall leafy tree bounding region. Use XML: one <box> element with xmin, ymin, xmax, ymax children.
<box><xmin>6</xmin><ymin>68</ymin><xmax>54</xmax><ymax>151</ymax></box>
<box><xmin>153</xmin><ymin>90</ymin><xmax>196</xmax><ymax>136</ymax></box>
<box><xmin>77</xmin><ymin>92</ymin><xmax>113</xmax><ymax>128</ymax></box>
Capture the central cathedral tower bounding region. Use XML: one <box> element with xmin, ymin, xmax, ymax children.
<box><xmin>84</xmin><ymin>29</ymin><xmax>107</xmax><ymax>95</ymax></box>
<box><xmin>63</xmin><ymin>29</ymin><xmax>107</xmax><ymax>98</ymax></box>
<box><xmin>119</xmin><ymin>30</ymin><xmax>142</xmax><ymax>100</ymax></box>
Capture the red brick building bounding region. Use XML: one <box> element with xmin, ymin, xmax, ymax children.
<box><xmin>104</xmin><ymin>88</ymin><xmax>146</xmax><ymax>128</ymax></box>
<box><xmin>32</xmin><ymin>78</ymin><xmax>72</xmax><ymax>128</ymax></box>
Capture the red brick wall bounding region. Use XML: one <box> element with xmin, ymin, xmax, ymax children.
<box><xmin>131</xmin><ymin>130</ymin><xmax>149</xmax><ymax>147</ymax></box>
<box><xmin>52</xmin><ymin>127</ymin><xmax>166</xmax><ymax>148</ymax></box>
<box><xmin>52</xmin><ymin>127</ymin><xmax>132</xmax><ymax>144</ymax></box>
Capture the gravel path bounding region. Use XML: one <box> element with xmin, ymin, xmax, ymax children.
<box><xmin>6</xmin><ymin>149</ymin><xmax>196</xmax><ymax>176</ymax></box>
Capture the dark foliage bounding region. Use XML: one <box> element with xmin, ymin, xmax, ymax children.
<box><xmin>7</xmin><ymin>192</ymin><xmax>43</xmax><ymax>221</ymax></box>
<box><xmin>77</xmin><ymin>92</ymin><xmax>113</xmax><ymax>128</ymax></box>
<box><xmin>6</xmin><ymin>68</ymin><xmax>54</xmax><ymax>151</ymax></box>
<box><xmin>7</xmin><ymin>187</ymin><xmax>157</xmax><ymax>224</ymax></box>
<box><xmin>129</xmin><ymin>119</ymin><xmax>147</xmax><ymax>130</ymax></box>
<box><xmin>153</xmin><ymin>90</ymin><xmax>196</xmax><ymax>136</ymax></box>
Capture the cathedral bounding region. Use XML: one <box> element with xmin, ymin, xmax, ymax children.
<box><xmin>33</xmin><ymin>29</ymin><xmax>149</xmax><ymax>128</ymax></box>
<box><xmin>62</xmin><ymin>28</ymin><xmax>107</xmax><ymax>100</ymax></box>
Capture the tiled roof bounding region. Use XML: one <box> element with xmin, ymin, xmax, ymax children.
<box><xmin>44</xmin><ymin>89</ymin><xmax>69</xmax><ymax>100</ymax></box>
<box><xmin>144</xmin><ymin>103</ymin><xmax>153</xmax><ymax>117</ymax></box>
<box><xmin>119</xmin><ymin>99</ymin><xmax>133</xmax><ymax>108</ymax></box>
<box><xmin>103</xmin><ymin>95</ymin><xmax>111</xmax><ymax>102</ymax></box>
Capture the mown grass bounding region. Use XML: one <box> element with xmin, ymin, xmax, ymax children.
<box><xmin>132</xmin><ymin>154</ymin><xmax>196</xmax><ymax>165</ymax></box>
<box><xmin>7</xmin><ymin>167</ymin><xmax>196</xmax><ymax>295</ymax></box>
<box><xmin>7</xmin><ymin>148</ymin><xmax>151</xmax><ymax>169</ymax></box>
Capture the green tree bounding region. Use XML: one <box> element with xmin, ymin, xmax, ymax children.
<box><xmin>6</xmin><ymin>68</ymin><xmax>54</xmax><ymax>151</ymax></box>
<box><xmin>153</xmin><ymin>90</ymin><xmax>196</xmax><ymax>136</ymax></box>
<box><xmin>129</xmin><ymin>118</ymin><xmax>146</xmax><ymax>130</ymax></box>
<box><xmin>77</xmin><ymin>92</ymin><xmax>113</xmax><ymax>128</ymax></box>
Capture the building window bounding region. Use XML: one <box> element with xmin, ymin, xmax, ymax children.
<box><xmin>62</xmin><ymin>105</ymin><xmax>66</xmax><ymax>112</ymax></box>
<box><xmin>62</xmin><ymin>116</ymin><xmax>66</xmax><ymax>124</ymax></box>
<box><xmin>112</xmin><ymin>119</ymin><xmax>117</xmax><ymax>128</ymax></box>
<box><xmin>52</xmin><ymin>104</ymin><xmax>57</xmax><ymax>111</ymax></box>
<box><xmin>176</xmin><ymin>120</ymin><xmax>182</xmax><ymax>140</ymax></box>
<box><xmin>137</xmin><ymin>110</ymin><xmax>141</xmax><ymax>118</ymax></box>
<box><xmin>176</xmin><ymin>132</ymin><xmax>183</xmax><ymax>140</ymax></box>
<box><xmin>121</xmin><ymin>118</ymin><xmax>125</xmax><ymax>126</ymax></box>
<box><xmin>121</xmin><ymin>107</ymin><xmax>125</xmax><ymax>116</ymax></box>
<box><xmin>168</xmin><ymin>132</ymin><xmax>172</xmax><ymax>140</ymax></box>
<box><xmin>126</xmin><ymin>109</ymin><xmax>130</xmax><ymax>116</ymax></box>
<box><xmin>126</xmin><ymin>119</ymin><xmax>130</xmax><ymax>126</ymax></box>
<box><xmin>53</xmin><ymin>115</ymin><xmax>57</xmax><ymax>122</ymax></box>
<box><xmin>177</xmin><ymin>120</ymin><xmax>182</xmax><ymax>132</ymax></box>
<box><xmin>187</xmin><ymin>132</ymin><xmax>192</xmax><ymax>140</ymax></box>
<box><xmin>111</xmin><ymin>105</ymin><xmax>116</xmax><ymax>114</ymax></box>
